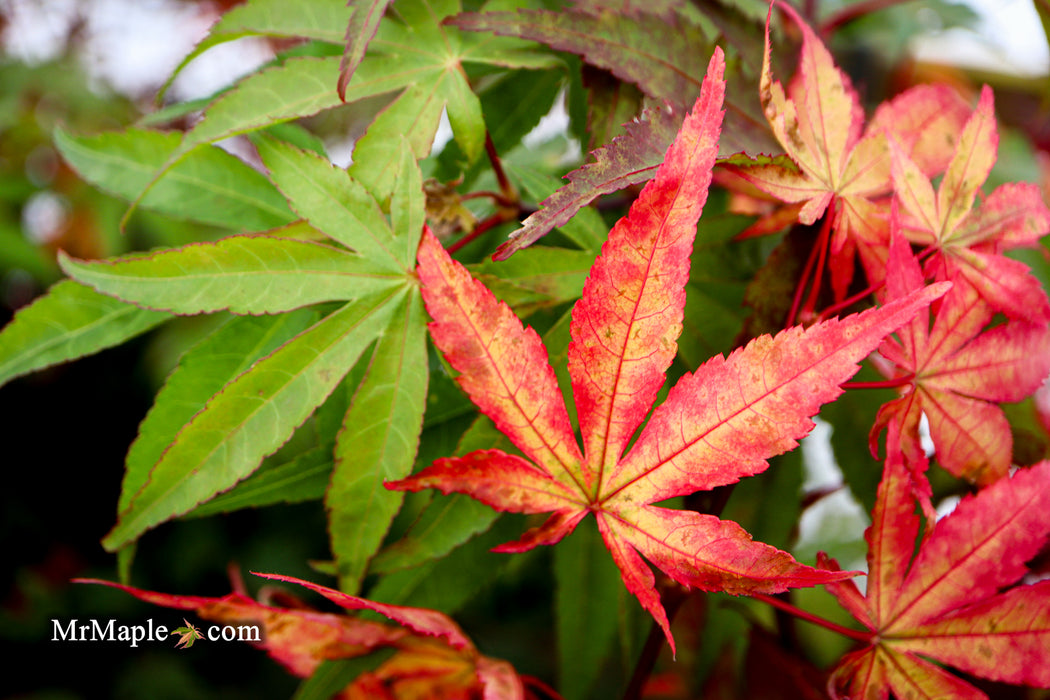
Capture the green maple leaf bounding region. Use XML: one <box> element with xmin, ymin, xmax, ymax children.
<box><xmin>122</xmin><ymin>0</ymin><xmax>559</xmax><ymax>221</ymax></box>
<box><xmin>60</xmin><ymin>139</ymin><xmax>431</xmax><ymax>595</ymax></box>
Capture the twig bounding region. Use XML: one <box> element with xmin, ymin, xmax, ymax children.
<box><xmin>447</xmin><ymin>210</ymin><xmax>517</xmax><ymax>254</ymax></box>
<box><xmin>842</xmin><ymin>373</ymin><xmax>914</xmax><ymax>390</ymax></box>
<box><xmin>751</xmin><ymin>592</ymin><xmax>871</xmax><ymax>643</ymax></box>
<box><xmin>816</xmin><ymin>277</ymin><xmax>886</xmax><ymax>322</ymax></box>
<box><xmin>486</xmin><ymin>131</ymin><xmax>516</xmax><ymax>203</ymax></box>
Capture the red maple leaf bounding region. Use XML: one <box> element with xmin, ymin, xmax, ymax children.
<box><xmin>821</xmin><ymin>445</ymin><xmax>1050</xmax><ymax>699</ymax></box>
<box><xmin>890</xmin><ymin>85</ymin><xmax>1050</xmax><ymax>323</ymax></box>
<box><xmin>871</xmin><ymin>227</ymin><xmax>1050</xmax><ymax>486</ymax></box>
<box><xmin>719</xmin><ymin>1</ymin><xmax>968</xmax><ymax>304</ymax></box>
<box><xmin>387</xmin><ymin>49</ymin><xmax>947</xmax><ymax>651</ymax></box>
<box><xmin>77</xmin><ymin>574</ymin><xmax>530</xmax><ymax>700</ymax></box>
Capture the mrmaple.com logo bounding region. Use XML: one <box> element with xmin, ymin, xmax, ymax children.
<box><xmin>51</xmin><ymin>617</ymin><xmax>260</xmax><ymax>648</ymax></box>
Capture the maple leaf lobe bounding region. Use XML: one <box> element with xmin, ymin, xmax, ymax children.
<box><xmin>416</xmin><ymin>226</ymin><xmax>583</xmax><ymax>484</ymax></box>
<box><xmin>568</xmin><ymin>47</ymin><xmax>725</xmax><ymax>481</ymax></box>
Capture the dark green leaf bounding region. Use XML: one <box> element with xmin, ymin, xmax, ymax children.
<box><xmin>581</xmin><ymin>66</ymin><xmax>644</xmax><ymax>151</ymax></box>
<box><xmin>366</xmin><ymin>513</ymin><xmax>532</xmax><ymax>614</ymax></box>
<box><xmin>555</xmin><ymin>517</ymin><xmax>621</xmax><ymax>700</ymax></box>
<box><xmin>370</xmin><ymin>416</ymin><xmax>508</xmax><ymax>574</ymax></box>
<box><xmin>470</xmin><ymin>246</ymin><xmax>591</xmax><ymax>315</ymax></box>
<box><xmin>449</xmin><ymin>8</ymin><xmax>712</xmax><ymax>105</ymax></box>
<box><xmin>292</xmin><ymin>650</ymin><xmax>396</xmax><ymax>700</ymax></box>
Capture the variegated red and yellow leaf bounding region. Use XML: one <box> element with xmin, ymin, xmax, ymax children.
<box><xmin>823</xmin><ymin>456</ymin><xmax>1050</xmax><ymax>699</ymax></box>
<box><xmin>567</xmin><ymin>41</ymin><xmax>722</xmax><ymax>487</ymax></box>
<box><xmin>872</xmin><ymin>229</ymin><xmax>1050</xmax><ymax>484</ymax></box>
<box><xmin>604</xmin><ymin>293</ymin><xmax>949</xmax><ymax>503</ymax></box>
<box><xmin>391</xmin><ymin>48</ymin><xmax>946</xmax><ymax>653</ymax></box>
<box><xmin>721</xmin><ymin>1</ymin><xmax>969</xmax><ymax>300</ymax></box>
<box><xmin>416</xmin><ymin>224</ymin><xmax>584</xmax><ymax>489</ymax></box>
<box><xmin>890</xmin><ymin>85</ymin><xmax>1050</xmax><ymax>322</ymax></box>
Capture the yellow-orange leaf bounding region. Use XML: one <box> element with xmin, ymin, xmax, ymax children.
<box><xmin>872</xmin><ymin>229</ymin><xmax>1050</xmax><ymax>485</ymax></box>
<box><xmin>823</xmin><ymin>454</ymin><xmax>1050</xmax><ymax>698</ymax></box>
<box><xmin>722</xmin><ymin>1</ymin><xmax>969</xmax><ymax>300</ymax></box>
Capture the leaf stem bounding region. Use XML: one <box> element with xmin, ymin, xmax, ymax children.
<box><xmin>817</xmin><ymin>277</ymin><xmax>885</xmax><ymax>322</ymax></box>
<box><xmin>751</xmin><ymin>593</ymin><xmax>871</xmax><ymax>643</ymax></box>
<box><xmin>787</xmin><ymin>210</ymin><xmax>834</xmax><ymax>328</ymax></box>
<box><xmin>801</xmin><ymin>206</ymin><xmax>835</xmax><ymax>322</ymax></box>
<box><xmin>841</xmin><ymin>373</ymin><xmax>914</xmax><ymax>390</ymax></box>
<box><xmin>787</xmin><ymin>228</ymin><xmax>822</xmax><ymax>328</ymax></box>
<box><xmin>461</xmin><ymin>190</ymin><xmax>516</xmax><ymax>208</ymax></box>
<box><xmin>447</xmin><ymin>210</ymin><xmax>517</xmax><ymax>254</ymax></box>
<box><xmin>485</xmin><ymin>131</ymin><xmax>516</xmax><ymax>203</ymax></box>
<box><xmin>444</xmin><ymin>132</ymin><xmax>523</xmax><ymax>255</ymax></box>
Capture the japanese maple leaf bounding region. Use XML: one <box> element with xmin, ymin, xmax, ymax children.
<box><xmin>721</xmin><ymin>1</ymin><xmax>968</xmax><ymax>300</ymax></box>
<box><xmin>77</xmin><ymin>574</ymin><xmax>528</xmax><ymax>700</ymax></box>
<box><xmin>890</xmin><ymin>84</ymin><xmax>1050</xmax><ymax>323</ymax></box>
<box><xmin>871</xmin><ymin>229</ymin><xmax>1050</xmax><ymax>485</ymax></box>
<box><xmin>820</xmin><ymin>448</ymin><xmax>1050</xmax><ymax>699</ymax></box>
<box><xmin>387</xmin><ymin>49</ymin><xmax>947</xmax><ymax>651</ymax></box>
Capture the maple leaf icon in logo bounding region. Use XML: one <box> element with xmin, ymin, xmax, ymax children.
<box><xmin>171</xmin><ymin>619</ymin><xmax>203</xmax><ymax>649</ymax></box>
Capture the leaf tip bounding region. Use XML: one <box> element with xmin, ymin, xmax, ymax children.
<box><xmin>55</xmin><ymin>248</ymin><xmax>76</xmax><ymax>274</ymax></box>
<box><xmin>923</xmin><ymin>279</ymin><xmax>953</xmax><ymax>303</ymax></box>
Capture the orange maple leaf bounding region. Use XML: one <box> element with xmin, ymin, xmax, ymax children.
<box><xmin>721</xmin><ymin>1</ymin><xmax>968</xmax><ymax>307</ymax></box>
<box><xmin>387</xmin><ymin>49</ymin><xmax>947</xmax><ymax>652</ymax></box>
<box><xmin>821</xmin><ymin>446</ymin><xmax>1050</xmax><ymax>699</ymax></box>
<box><xmin>871</xmin><ymin>228</ymin><xmax>1050</xmax><ymax>486</ymax></box>
<box><xmin>890</xmin><ymin>85</ymin><xmax>1050</xmax><ymax>323</ymax></box>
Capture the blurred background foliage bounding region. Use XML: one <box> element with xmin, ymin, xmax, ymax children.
<box><xmin>1</xmin><ymin>0</ymin><xmax>1048</xmax><ymax>698</ymax></box>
